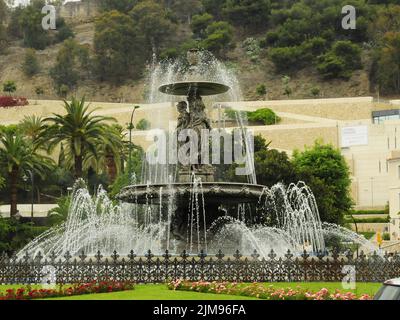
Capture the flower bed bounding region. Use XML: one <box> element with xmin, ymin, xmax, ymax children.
<box><xmin>168</xmin><ymin>280</ymin><xmax>372</xmax><ymax>300</ymax></box>
<box><xmin>0</xmin><ymin>280</ymin><xmax>135</xmax><ymax>300</ymax></box>
<box><xmin>0</xmin><ymin>96</ymin><xmax>29</xmax><ymax>108</ymax></box>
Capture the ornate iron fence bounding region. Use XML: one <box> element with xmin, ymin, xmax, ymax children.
<box><xmin>1</xmin><ymin>249</ymin><xmax>399</xmax><ymax>284</ymax></box>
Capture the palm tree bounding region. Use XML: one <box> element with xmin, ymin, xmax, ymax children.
<box><xmin>85</xmin><ymin>124</ymin><xmax>128</xmax><ymax>183</ymax></box>
<box><xmin>19</xmin><ymin>115</ymin><xmax>47</xmax><ymax>151</ymax></box>
<box><xmin>44</xmin><ymin>97</ymin><xmax>119</xmax><ymax>178</ymax></box>
<box><xmin>0</xmin><ymin>130</ymin><xmax>53</xmax><ymax>217</ymax></box>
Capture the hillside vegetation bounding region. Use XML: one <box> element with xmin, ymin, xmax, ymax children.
<box><xmin>0</xmin><ymin>0</ymin><xmax>400</xmax><ymax>102</ymax></box>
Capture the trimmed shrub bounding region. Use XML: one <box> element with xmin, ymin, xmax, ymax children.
<box><xmin>247</xmin><ymin>108</ymin><xmax>280</xmax><ymax>125</ymax></box>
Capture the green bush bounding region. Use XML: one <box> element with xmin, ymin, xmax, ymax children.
<box><xmin>247</xmin><ymin>108</ymin><xmax>280</xmax><ymax>125</ymax></box>
<box><xmin>136</xmin><ymin>119</ymin><xmax>151</xmax><ymax>130</ymax></box>
<box><xmin>224</xmin><ymin>108</ymin><xmax>279</xmax><ymax>125</ymax></box>
<box><xmin>22</xmin><ymin>49</ymin><xmax>40</xmax><ymax>77</ymax></box>
<box><xmin>317</xmin><ymin>41</ymin><xmax>362</xmax><ymax>79</ymax></box>
<box><xmin>269</xmin><ymin>45</ymin><xmax>306</xmax><ymax>71</ymax></box>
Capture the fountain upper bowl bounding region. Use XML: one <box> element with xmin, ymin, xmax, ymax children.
<box><xmin>159</xmin><ymin>81</ymin><xmax>230</xmax><ymax>96</ymax></box>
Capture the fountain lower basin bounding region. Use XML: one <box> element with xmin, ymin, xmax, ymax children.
<box><xmin>117</xmin><ymin>182</ymin><xmax>266</xmax><ymax>205</ymax></box>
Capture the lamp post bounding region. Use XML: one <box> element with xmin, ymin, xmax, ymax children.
<box><xmin>128</xmin><ymin>106</ymin><xmax>140</xmax><ymax>175</ymax></box>
<box><xmin>23</xmin><ymin>170</ymin><xmax>34</xmax><ymax>221</ymax></box>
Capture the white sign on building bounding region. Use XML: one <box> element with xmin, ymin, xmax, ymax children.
<box><xmin>341</xmin><ymin>126</ymin><xmax>369</xmax><ymax>148</ymax></box>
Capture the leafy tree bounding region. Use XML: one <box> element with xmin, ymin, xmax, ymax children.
<box><xmin>222</xmin><ymin>0</ymin><xmax>271</xmax><ymax>31</ymax></box>
<box><xmin>201</xmin><ymin>21</ymin><xmax>234</xmax><ymax>56</ymax></box>
<box><xmin>317</xmin><ymin>41</ymin><xmax>362</xmax><ymax>79</ymax></box>
<box><xmin>19</xmin><ymin>1</ymin><xmax>51</xmax><ymax>49</ymax></box>
<box><xmin>254</xmin><ymin>136</ymin><xmax>297</xmax><ymax>187</ymax></box>
<box><xmin>292</xmin><ymin>142</ymin><xmax>353</xmax><ymax>225</ymax></box>
<box><xmin>170</xmin><ymin>0</ymin><xmax>203</xmax><ymax>24</ymax></box>
<box><xmin>93</xmin><ymin>10</ymin><xmax>145</xmax><ymax>84</ymax></box>
<box><xmin>269</xmin><ymin>46</ymin><xmax>306</xmax><ymax>71</ymax></box>
<box><xmin>202</xmin><ymin>0</ymin><xmax>226</xmax><ymax>19</ymax></box>
<box><xmin>191</xmin><ymin>13</ymin><xmax>214</xmax><ymax>38</ymax></box>
<box><xmin>44</xmin><ymin>97</ymin><xmax>119</xmax><ymax>178</ymax></box>
<box><xmin>374</xmin><ymin>32</ymin><xmax>400</xmax><ymax>93</ymax></box>
<box><xmin>55</xmin><ymin>18</ymin><xmax>75</xmax><ymax>43</ymax></box>
<box><xmin>22</xmin><ymin>49</ymin><xmax>40</xmax><ymax>77</ymax></box>
<box><xmin>0</xmin><ymin>129</ymin><xmax>53</xmax><ymax>217</ymax></box>
<box><xmin>0</xmin><ymin>0</ymin><xmax>7</xmax><ymax>54</ymax></box>
<box><xmin>3</xmin><ymin>81</ymin><xmax>16</xmax><ymax>95</ymax></box>
<box><xmin>50</xmin><ymin>39</ymin><xmax>89</xmax><ymax>94</ymax></box>
<box><xmin>129</xmin><ymin>0</ymin><xmax>176</xmax><ymax>55</ymax></box>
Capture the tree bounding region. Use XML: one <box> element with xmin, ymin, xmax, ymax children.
<box><xmin>0</xmin><ymin>0</ymin><xmax>7</xmax><ymax>54</ymax></box>
<box><xmin>317</xmin><ymin>41</ymin><xmax>362</xmax><ymax>79</ymax></box>
<box><xmin>0</xmin><ymin>130</ymin><xmax>53</xmax><ymax>217</ymax></box>
<box><xmin>202</xmin><ymin>0</ymin><xmax>226</xmax><ymax>19</ymax></box>
<box><xmin>222</xmin><ymin>0</ymin><xmax>271</xmax><ymax>32</ymax></box>
<box><xmin>93</xmin><ymin>10</ymin><xmax>145</xmax><ymax>84</ymax></box>
<box><xmin>55</xmin><ymin>18</ymin><xmax>75</xmax><ymax>43</ymax></box>
<box><xmin>3</xmin><ymin>81</ymin><xmax>16</xmax><ymax>95</ymax></box>
<box><xmin>269</xmin><ymin>45</ymin><xmax>307</xmax><ymax>72</ymax></box>
<box><xmin>44</xmin><ymin>97</ymin><xmax>119</xmax><ymax>178</ymax></box>
<box><xmin>22</xmin><ymin>49</ymin><xmax>40</xmax><ymax>77</ymax></box>
<box><xmin>292</xmin><ymin>142</ymin><xmax>353</xmax><ymax>225</ymax></box>
<box><xmin>201</xmin><ymin>21</ymin><xmax>234</xmax><ymax>56</ymax></box>
<box><xmin>191</xmin><ymin>13</ymin><xmax>214</xmax><ymax>38</ymax></box>
<box><xmin>18</xmin><ymin>1</ymin><xmax>51</xmax><ymax>50</ymax></box>
<box><xmin>129</xmin><ymin>0</ymin><xmax>176</xmax><ymax>55</ymax></box>
<box><xmin>19</xmin><ymin>115</ymin><xmax>46</xmax><ymax>150</ymax></box>
<box><xmin>375</xmin><ymin>32</ymin><xmax>400</xmax><ymax>93</ymax></box>
<box><xmin>85</xmin><ymin>124</ymin><xmax>127</xmax><ymax>184</ymax></box>
<box><xmin>50</xmin><ymin>39</ymin><xmax>89</xmax><ymax>94</ymax></box>
<box><xmin>256</xmin><ymin>84</ymin><xmax>267</xmax><ymax>99</ymax></box>
<box><xmin>253</xmin><ymin>136</ymin><xmax>297</xmax><ymax>188</ymax></box>
<box><xmin>170</xmin><ymin>0</ymin><xmax>202</xmax><ymax>24</ymax></box>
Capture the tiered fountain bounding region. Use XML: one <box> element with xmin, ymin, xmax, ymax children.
<box><xmin>17</xmin><ymin>50</ymin><xmax>379</xmax><ymax>261</ymax></box>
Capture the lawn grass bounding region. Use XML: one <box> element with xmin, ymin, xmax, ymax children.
<box><xmin>0</xmin><ymin>282</ymin><xmax>382</xmax><ymax>300</ymax></box>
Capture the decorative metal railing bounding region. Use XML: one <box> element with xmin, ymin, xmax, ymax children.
<box><xmin>1</xmin><ymin>249</ymin><xmax>399</xmax><ymax>284</ymax></box>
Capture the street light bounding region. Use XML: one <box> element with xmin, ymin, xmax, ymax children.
<box><xmin>128</xmin><ymin>106</ymin><xmax>140</xmax><ymax>175</ymax></box>
<box><xmin>23</xmin><ymin>169</ymin><xmax>34</xmax><ymax>221</ymax></box>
